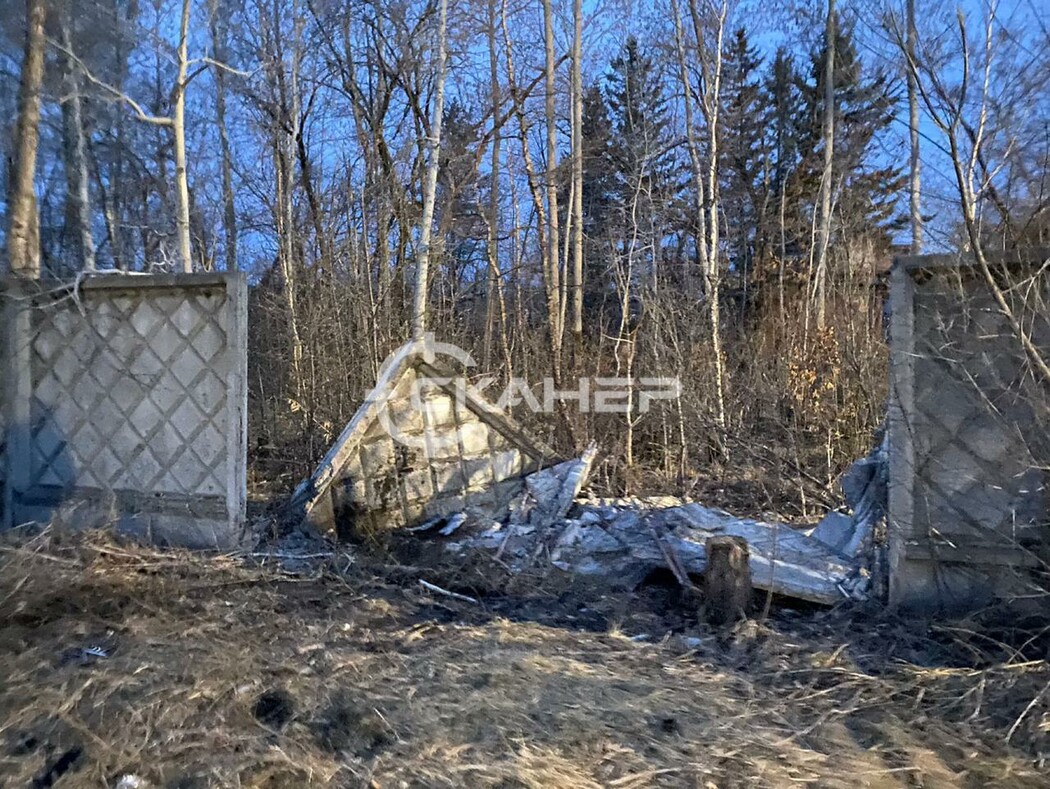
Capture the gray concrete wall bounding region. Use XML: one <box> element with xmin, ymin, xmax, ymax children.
<box><xmin>1</xmin><ymin>273</ymin><xmax>248</xmax><ymax>548</ymax></box>
<box><xmin>888</xmin><ymin>256</ymin><xmax>1050</xmax><ymax>611</ymax></box>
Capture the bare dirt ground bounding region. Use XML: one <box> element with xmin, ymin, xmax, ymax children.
<box><xmin>1</xmin><ymin>526</ymin><xmax>1047</xmax><ymax>789</ymax></box>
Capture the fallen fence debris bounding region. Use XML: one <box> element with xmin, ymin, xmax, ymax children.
<box><xmin>438</xmin><ymin>452</ymin><xmax>870</xmax><ymax>606</ymax></box>
<box><xmin>288</xmin><ymin>338</ymin><xmax>877</xmax><ymax>606</ymax></box>
<box><xmin>286</xmin><ymin>336</ymin><xmax>562</xmax><ymax>538</ymax></box>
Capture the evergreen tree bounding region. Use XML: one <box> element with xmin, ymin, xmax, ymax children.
<box><xmin>800</xmin><ymin>15</ymin><xmax>905</xmax><ymax>250</ymax></box>
<box><xmin>603</xmin><ymin>36</ymin><xmax>679</xmax><ymax>284</ymax></box>
<box><xmin>760</xmin><ymin>47</ymin><xmax>808</xmax><ymax>266</ymax></box>
<box><xmin>720</xmin><ymin>27</ymin><xmax>766</xmax><ymax>280</ymax></box>
<box><xmin>436</xmin><ymin>99</ymin><xmax>485</xmax><ymax>292</ymax></box>
<box><xmin>580</xmin><ymin>83</ymin><xmax>616</xmax><ymax>244</ymax></box>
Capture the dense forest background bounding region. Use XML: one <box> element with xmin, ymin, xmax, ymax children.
<box><xmin>1</xmin><ymin>0</ymin><xmax>1047</xmax><ymax>515</ymax></box>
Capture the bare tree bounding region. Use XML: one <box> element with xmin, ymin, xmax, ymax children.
<box><xmin>411</xmin><ymin>0</ymin><xmax>449</xmax><ymax>339</ymax></box>
<box><xmin>501</xmin><ymin>0</ymin><xmax>550</xmax><ymax>338</ymax></box>
<box><xmin>905</xmin><ymin>0</ymin><xmax>921</xmax><ymax>253</ymax></box>
<box><xmin>898</xmin><ymin>0</ymin><xmax>1050</xmax><ymax>384</ymax></box>
<box><xmin>209</xmin><ymin>0</ymin><xmax>238</xmax><ymax>271</ymax></box>
<box><xmin>6</xmin><ymin>0</ymin><xmax>47</xmax><ymax>278</ymax></box>
<box><xmin>811</xmin><ymin>0</ymin><xmax>835</xmax><ymax>328</ymax></box>
<box><xmin>56</xmin><ymin>0</ymin><xmax>246</xmax><ymax>273</ymax></box>
<box><xmin>674</xmin><ymin>0</ymin><xmax>729</xmax><ymax>448</ymax></box>
<box><xmin>570</xmin><ymin>0</ymin><xmax>585</xmax><ymax>353</ymax></box>
<box><xmin>542</xmin><ymin>0</ymin><xmax>566</xmax><ymax>380</ymax></box>
<box><xmin>59</xmin><ymin>18</ymin><xmax>96</xmax><ymax>272</ymax></box>
<box><xmin>481</xmin><ymin>0</ymin><xmax>513</xmax><ymax>375</ymax></box>
<box><xmin>252</xmin><ymin>0</ymin><xmax>307</xmax><ymax>393</ymax></box>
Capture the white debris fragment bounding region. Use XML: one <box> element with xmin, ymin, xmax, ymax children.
<box><xmin>438</xmin><ymin>513</ymin><xmax>468</xmax><ymax>536</ymax></box>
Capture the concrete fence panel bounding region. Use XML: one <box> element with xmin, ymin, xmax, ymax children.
<box><xmin>888</xmin><ymin>254</ymin><xmax>1050</xmax><ymax>611</ymax></box>
<box><xmin>1</xmin><ymin>273</ymin><xmax>248</xmax><ymax>548</ymax></box>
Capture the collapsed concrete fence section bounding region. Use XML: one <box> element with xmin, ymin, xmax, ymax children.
<box><xmin>1</xmin><ymin>273</ymin><xmax>248</xmax><ymax>548</ymax></box>
<box><xmin>446</xmin><ymin>496</ymin><xmax>870</xmax><ymax>605</ymax></box>
<box><xmin>287</xmin><ymin>340</ymin><xmax>870</xmax><ymax>605</ymax></box>
<box><xmin>287</xmin><ymin>337</ymin><xmax>565</xmax><ymax>538</ymax></box>
<box><xmin>888</xmin><ymin>252</ymin><xmax>1050</xmax><ymax>612</ymax></box>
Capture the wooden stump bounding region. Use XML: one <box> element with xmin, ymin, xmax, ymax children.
<box><xmin>704</xmin><ymin>536</ymin><xmax>752</xmax><ymax>626</ymax></box>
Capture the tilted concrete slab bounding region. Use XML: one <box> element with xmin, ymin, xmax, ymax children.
<box><xmin>288</xmin><ymin>335</ymin><xmax>562</xmax><ymax>539</ymax></box>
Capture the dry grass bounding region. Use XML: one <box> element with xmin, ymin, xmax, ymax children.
<box><xmin>0</xmin><ymin>526</ymin><xmax>1047</xmax><ymax>789</ymax></box>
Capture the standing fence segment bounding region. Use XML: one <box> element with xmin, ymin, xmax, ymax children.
<box><xmin>888</xmin><ymin>253</ymin><xmax>1050</xmax><ymax>611</ymax></box>
<box><xmin>1</xmin><ymin>273</ymin><xmax>248</xmax><ymax>548</ymax></box>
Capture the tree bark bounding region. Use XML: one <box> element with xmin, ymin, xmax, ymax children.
<box><xmin>812</xmin><ymin>0</ymin><xmax>835</xmax><ymax>328</ymax></box>
<box><xmin>7</xmin><ymin>0</ymin><xmax>47</xmax><ymax>278</ymax></box>
<box><xmin>60</xmin><ymin>20</ymin><xmax>96</xmax><ymax>272</ymax></box>
<box><xmin>906</xmin><ymin>0</ymin><xmax>921</xmax><ymax>254</ymax></box>
<box><xmin>410</xmin><ymin>0</ymin><xmax>448</xmax><ymax>339</ymax></box>
<box><xmin>704</xmin><ymin>536</ymin><xmax>752</xmax><ymax>625</ymax></box>
<box><xmin>173</xmin><ymin>0</ymin><xmax>193</xmax><ymax>273</ymax></box>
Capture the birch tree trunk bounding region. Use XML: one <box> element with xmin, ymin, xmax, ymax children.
<box><xmin>703</xmin><ymin>5</ymin><xmax>728</xmax><ymax>447</ymax></box>
<box><xmin>812</xmin><ymin>0</ymin><xmax>835</xmax><ymax>328</ymax></box>
<box><xmin>483</xmin><ymin>0</ymin><xmax>513</xmax><ymax>376</ymax></box>
<box><xmin>410</xmin><ymin>0</ymin><xmax>448</xmax><ymax>340</ymax></box>
<box><xmin>679</xmin><ymin>0</ymin><xmax>728</xmax><ymax>449</ymax></box>
<box><xmin>542</xmin><ymin>0</ymin><xmax>564</xmax><ymax>381</ymax></box>
<box><xmin>173</xmin><ymin>0</ymin><xmax>193</xmax><ymax>273</ymax></box>
<box><xmin>6</xmin><ymin>0</ymin><xmax>47</xmax><ymax>278</ymax></box>
<box><xmin>60</xmin><ymin>20</ymin><xmax>96</xmax><ymax>272</ymax></box>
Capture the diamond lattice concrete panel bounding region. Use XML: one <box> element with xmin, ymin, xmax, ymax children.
<box><xmin>287</xmin><ymin>336</ymin><xmax>562</xmax><ymax>539</ymax></box>
<box><xmin>887</xmin><ymin>254</ymin><xmax>1050</xmax><ymax>612</ymax></box>
<box><xmin>1</xmin><ymin>274</ymin><xmax>248</xmax><ymax>548</ymax></box>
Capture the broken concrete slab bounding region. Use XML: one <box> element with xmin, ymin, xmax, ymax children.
<box><xmin>661</xmin><ymin>504</ymin><xmax>865</xmax><ymax>603</ymax></box>
<box><xmin>810</xmin><ymin>511</ymin><xmax>854</xmax><ymax>555</ymax></box>
<box><xmin>286</xmin><ymin>340</ymin><xmax>872</xmax><ymax>607</ymax></box>
<box><xmin>841</xmin><ymin>456</ymin><xmax>877</xmax><ymax>510</ymax></box>
<box><xmin>445</xmin><ymin>495</ymin><xmax>868</xmax><ymax>605</ymax></box>
<box><xmin>841</xmin><ymin>435</ymin><xmax>888</xmax><ymax>558</ymax></box>
<box><xmin>286</xmin><ymin>335</ymin><xmax>562</xmax><ymax>538</ymax></box>
<box><xmin>510</xmin><ymin>443</ymin><xmax>597</xmax><ymax>529</ymax></box>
